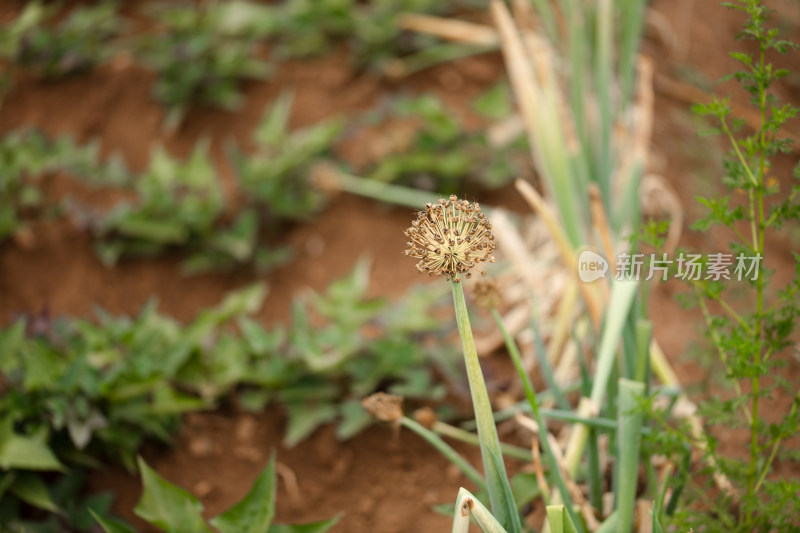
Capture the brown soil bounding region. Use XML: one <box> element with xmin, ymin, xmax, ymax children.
<box><xmin>2</xmin><ymin>1</ymin><xmax>799</xmax><ymax>531</ymax></box>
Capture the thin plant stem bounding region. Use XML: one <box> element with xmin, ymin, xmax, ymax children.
<box><xmin>747</xmin><ymin>45</ymin><xmax>768</xmax><ymax>524</ymax></box>
<box><xmin>451</xmin><ymin>280</ymin><xmax>521</xmax><ymax>533</ymax></box>
<box><xmin>488</xmin><ymin>302</ymin><xmax>584</xmax><ymax>532</ymax></box>
<box><xmin>400</xmin><ymin>417</ymin><xmax>487</xmax><ymax>492</ymax></box>
<box><xmin>432</xmin><ymin>421</ymin><xmax>533</xmax><ymax>463</ymax></box>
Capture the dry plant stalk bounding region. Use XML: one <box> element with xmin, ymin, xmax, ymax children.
<box><xmin>397</xmin><ymin>13</ymin><xmax>499</xmax><ymax>45</ymax></box>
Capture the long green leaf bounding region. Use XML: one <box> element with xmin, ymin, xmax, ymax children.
<box><xmin>401</xmin><ymin>417</ymin><xmax>487</xmax><ymax>492</ymax></box>
<box><xmin>492</xmin><ymin>308</ymin><xmax>583</xmax><ymax>532</ymax></box>
<box><xmin>590</xmin><ymin>280</ymin><xmax>639</xmax><ymax>406</ymax></box>
<box><xmin>616</xmin><ymin>379</ymin><xmax>645</xmax><ymax>533</ymax></box>
<box><xmin>546</xmin><ymin>505</ymin><xmax>579</xmax><ymax>533</ymax></box>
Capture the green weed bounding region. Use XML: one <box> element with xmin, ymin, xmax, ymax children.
<box><xmin>88</xmin><ymin>96</ymin><xmax>341</xmax><ymax>273</ymax></box>
<box><xmin>0</xmin><ymin>129</ymin><xmax>128</xmax><ymax>243</ymax></box>
<box><xmin>91</xmin><ymin>454</ymin><xmax>340</xmax><ymax>533</ymax></box>
<box><xmin>136</xmin><ymin>1</ymin><xmax>272</xmax><ymax>130</ymax></box>
<box><xmin>0</xmin><ymin>1</ymin><xmax>123</xmax><ymax>80</ymax></box>
<box><xmin>0</xmin><ymin>262</ymin><xmax>454</xmax><ymax>528</ymax></box>
<box><xmin>359</xmin><ymin>94</ymin><xmax>526</xmax><ymax>195</ymax></box>
<box><xmin>650</xmin><ymin>1</ymin><xmax>800</xmax><ymax>530</ymax></box>
<box><xmin>255</xmin><ymin>0</ymin><xmax>483</xmax><ymax>69</ymax></box>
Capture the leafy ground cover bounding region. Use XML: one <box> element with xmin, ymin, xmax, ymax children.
<box><xmin>1</xmin><ymin>0</ymin><xmax>799</xmax><ymax>532</ymax></box>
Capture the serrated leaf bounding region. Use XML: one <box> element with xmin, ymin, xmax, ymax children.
<box><xmin>210</xmin><ymin>452</ymin><xmax>276</xmax><ymax>533</ymax></box>
<box><xmin>134</xmin><ymin>457</ymin><xmax>213</xmax><ymax>533</ymax></box>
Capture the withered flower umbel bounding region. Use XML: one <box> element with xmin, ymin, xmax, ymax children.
<box><xmin>404</xmin><ymin>195</ymin><xmax>496</xmax><ymax>282</ymax></box>
<box><xmin>472</xmin><ymin>279</ymin><xmax>502</xmax><ymax>309</ymax></box>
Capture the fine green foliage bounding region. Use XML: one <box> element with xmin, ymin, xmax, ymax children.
<box><xmin>0</xmin><ymin>1</ymin><xmax>123</xmax><ymax>80</ymax></box>
<box><xmin>359</xmin><ymin>95</ymin><xmax>525</xmax><ymax>195</ymax></box>
<box><xmin>0</xmin><ymin>129</ymin><xmax>128</xmax><ymax>243</ymax></box>
<box><xmin>137</xmin><ymin>1</ymin><xmax>272</xmax><ymax>129</ymax></box>
<box><xmin>653</xmin><ymin>1</ymin><xmax>800</xmax><ymax>530</ymax></box>
<box><xmin>92</xmin><ymin>453</ymin><xmax>339</xmax><ymax>533</ymax></box>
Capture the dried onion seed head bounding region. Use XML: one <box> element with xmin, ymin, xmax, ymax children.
<box><xmin>472</xmin><ymin>279</ymin><xmax>502</xmax><ymax>309</ymax></box>
<box><xmin>404</xmin><ymin>195</ymin><xmax>496</xmax><ymax>283</ymax></box>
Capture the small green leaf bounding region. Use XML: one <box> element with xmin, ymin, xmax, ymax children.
<box><xmin>9</xmin><ymin>471</ymin><xmax>60</xmax><ymax>513</ymax></box>
<box><xmin>210</xmin><ymin>452</ymin><xmax>276</xmax><ymax>533</ymax></box>
<box><xmin>0</xmin><ymin>419</ymin><xmax>65</xmax><ymax>472</ymax></box>
<box><xmin>283</xmin><ymin>403</ymin><xmax>338</xmax><ymax>447</ymax></box>
<box><xmin>90</xmin><ymin>508</ymin><xmax>138</xmax><ymax>533</ymax></box>
<box><xmin>473</xmin><ymin>82</ymin><xmax>512</xmax><ymax>119</ymax></box>
<box><xmin>0</xmin><ymin>319</ymin><xmax>25</xmax><ymax>372</ymax></box>
<box><xmin>134</xmin><ymin>457</ymin><xmax>213</xmax><ymax>533</ymax></box>
<box><xmin>268</xmin><ymin>515</ymin><xmax>341</xmax><ymax>533</ymax></box>
<box><xmin>336</xmin><ymin>400</ymin><xmax>372</xmax><ymax>441</ymax></box>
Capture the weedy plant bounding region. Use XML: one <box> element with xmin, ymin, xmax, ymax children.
<box><xmin>86</xmin><ymin>93</ymin><xmax>343</xmax><ymax>274</ymax></box>
<box><xmin>260</xmin><ymin>0</ymin><xmax>479</xmax><ymax>69</ymax></box>
<box><xmin>91</xmin><ymin>454</ymin><xmax>340</xmax><ymax>533</ymax></box>
<box><xmin>357</xmin><ymin>94</ymin><xmax>527</xmax><ymax>195</ymax></box>
<box><xmin>400</xmin><ymin>196</ymin><xmax>592</xmax><ymax>532</ymax></box>
<box><xmin>0</xmin><ymin>129</ymin><xmax>128</xmax><ymax>244</ymax></box>
<box><xmin>647</xmin><ymin>1</ymin><xmax>800</xmax><ymax>530</ymax></box>
<box><xmin>228</xmin><ymin>92</ymin><xmax>342</xmax><ymax>226</ymax></box>
<box><xmin>370</xmin><ymin>0</ymin><xmax>710</xmax><ymax>530</ymax></box>
<box><xmin>0</xmin><ymin>262</ymin><xmax>453</xmax><ymax>529</ymax></box>
<box><xmin>403</xmin><ymin>196</ymin><xmax>523</xmax><ymax>532</ymax></box>
<box><xmin>0</xmin><ymin>1</ymin><xmax>123</xmax><ymax>81</ymax></box>
<box><xmin>136</xmin><ymin>1</ymin><xmax>272</xmax><ymax>130</ymax></box>
<box><xmin>87</xmin><ymin>142</ymin><xmax>235</xmax><ymax>269</ymax></box>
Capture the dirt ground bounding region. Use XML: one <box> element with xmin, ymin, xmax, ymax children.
<box><xmin>2</xmin><ymin>1</ymin><xmax>799</xmax><ymax>531</ymax></box>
